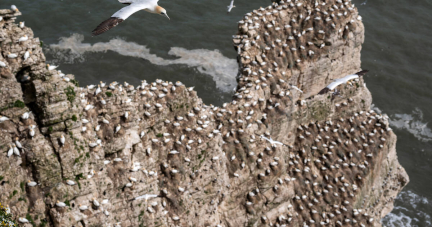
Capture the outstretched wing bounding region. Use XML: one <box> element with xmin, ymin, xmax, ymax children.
<box><xmin>118</xmin><ymin>0</ymin><xmax>135</xmax><ymax>4</ymax></box>
<box><xmin>92</xmin><ymin>3</ymin><xmax>149</xmax><ymax>36</ymax></box>
<box><xmin>92</xmin><ymin>18</ymin><xmax>125</xmax><ymax>36</ymax></box>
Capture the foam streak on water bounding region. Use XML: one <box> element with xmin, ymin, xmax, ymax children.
<box><xmin>372</xmin><ymin>106</ymin><xmax>432</xmax><ymax>142</ymax></box>
<box><xmin>382</xmin><ymin>190</ymin><xmax>431</xmax><ymax>227</ymax></box>
<box><xmin>388</xmin><ymin>108</ymin><xmax>432</xmax><ymax>142</ymax></box>
<box><xmin>49</xmin><ymin>34</ymin><xmax>238</xmax><ymax>92</ymax></box>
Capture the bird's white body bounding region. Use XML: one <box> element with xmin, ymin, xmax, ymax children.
<box><xmin>93</xmin><ymin>198</ymin><xmax>100</xmax><ymax>207</ymax></box>
<box><xmin>47</xmin><ymin>64</ymin><xmax>58</xmax><ymax>70</ymax></box>
<box><xmin>20</xmin><ymin>21</ymin><xmax>25</xmax><ymax>28</ymax></box>
<box><xmin>0</xmin><ymin>116</ymin><xmax>9</xmax><ymax>122</ymax></box>
<box><xmin>60</xmin><ymin>135</ymin><xmax>65</xmax><ymax>146</ymax></box>
<box><xmin>133</xmin><ymin>194</ymin><xmax>158</xmax><ymax>201</ymax></box>
<box><xmin>24</xmin><ymin>51</ymin><xmax>30</xmax><ymax>60</ymax></box>
<box><xmin>7</xmin><ymin>146</ymin><xmax>13</xmax><ymax>157</ymax></box>
<box><xmin>113</xmin><ymin>0</ymin><xmax>162</xmax><ymax>20</ymax></box>
<box><xmin>7</xmin><ymin>53</ymin><xmax>17</xmax><ymax>59</ymax></box>
<box><xmin>11</xmin><ymin>5</ymin><xmax>19</xmax><ymax>12</ymax></box>
<box><xmin>21</xmin><ymin>111</ymin><xmax>31</xmax><ymax>119</ymax></box>
<box><xmin>56</xmin><ymin>201</ymin><xmax>67</xmax><ymax>207</ymax></box>
<box><xmin>79</xmin><ymin>205</ymin><xmax>88</xmax><ymax>211</ymax></box>
<box><xmin>260</xmin><ymin>135</ymin><xmax>285</xmax><ymax>146</ymax></box>
<box><xmin>18</xmin><ymin>218</ymin><xmax>29</xmax><ymax>223</ymax></box>
<box><xmin>15</xmin><ymin>138</ymin><xmax>23</xmax><ymax>149</ymax></box>
<box><xmin>29</xmin><ymin>125</ymin><xmax>36</xmax><ymax>137</ymax></box>
<box><xmin>325</xmin><ymin>74</ymin><xmax>359</xmax><ymax>91</ymax></box>
<box><xmin>95</xmin><ymin>86</ymin><xmax>101</xmax><ymax>95</ymax></box>
<box><xmin>18</xmin><ymin>35</ymin><xmax>28</xmax><ymax>42</ymax></box>
<box><xmin>85</xmin><ymin>104</ymin><xmax>94</xmax><ymax>111</ymax></box>
<box><xmin>227</xmin><ymin>0</ymin><xmax>236</xmax><ymax>13</ymax></box>
<box><xmin>291</xmin><ymin>85</ymin><xmax>303</xmax><ymax>93</ymax></box>
<box><xmin>66</xmin><ymin>180</ymin><xmax>76</xmax><ymax>185</ymax></box>
<box><xmin>0</xmin><ymin>61</ymin><xmax>6</xmax><ymax>67</ymax></box>
<box><xmin>13</xmin><ymin>145</ymin><xmax>20</xmax><ymax>156</ymax></box>
<box><xmin>27</xmin><ymin>181</ymin><xmax>37</xmax><ymax>187</ymax></box>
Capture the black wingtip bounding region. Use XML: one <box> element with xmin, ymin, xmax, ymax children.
<box><xmin>92</xmin><ymin>17</ymin><xmax>124</xmax><ymax>36</ymax></box>
<box><xmin>356</xmin><ymin>70</ymin><xmax>369</xmax><ymax>76</ymax></box>
<box><xmin>318</xmin><ymin>87</ymin><xmax>330</xmax><ymax>95</ymax></box>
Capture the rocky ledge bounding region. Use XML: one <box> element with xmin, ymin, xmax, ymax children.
<box><xmin>0</xmin><ymin>1</ymin><xmax>408</xmax><ymax>227</ymax></box>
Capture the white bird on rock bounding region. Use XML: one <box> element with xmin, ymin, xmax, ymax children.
<box><xmin>11</xmin><ymin>5</ymin><xmax>19</xmax><ymax>12</ymax></box>
<box><xmin>29</xmin><ymin>125</ymin><xmax>36</xmax><ymax>138</ymax></box>
<box><xmin>56</xmin><ymin>201</ymin><xmax>67</xmax><ymax>207</ymax></box>
<box><xmin>115</xmin><ymin>124</ymin><xmax>121</xmax><ymax>133</ymax></box>
<box><xmin>93</xmin><ymin>198</ymin><xmax>100</xmax><ymax>207</ymax></box>
<box><xmin>0</xmin><ymin>61</ymin><xmax>6</xmax><ymax>68</ymax></box>
<box><xmin>0</xmin><ymin>115</ymin><xmax>9</xmax><ymax>122</ymax></box>
<box><xmin>7</xmin><ymin>145</ymin><xmax>13</xmax><ymax>157</ymax></box>
<box><xmin>27</xmin><ymin>180</ymin><xmax>37</xmax><ymax>187</ymax></box>
<box><xmin>92</xmin><ymin>0</ymin><xmax>170</xmax><ymax>36</ymax></box>
<box><xmin>7</xmin><ymin>52</ymin><xmax>17</xmax><ymax>59</ymax></box>
<box><xmin>24</xmin><ymin>51</ymin><xmax>31</xmax><ymax>61</ymax></box>
<box><xmin>20</xmin><ymin>22</ymin><xmax>25</xmax><ymax>28</ymax></box>
<box><xmin>79</xmin><ymin>204</ymin><xmax>88</xmax><ymax>211</ymax></box>
<box><xmin>15</xmin><ymin>137</ymin><xmax>23</xmax><ymax>149</ymax></box>
<box><xmin>47</xmin><ymin>64</ymin><xmax>58</xmax><ymax>71</ymax></box>
<box><xmin>60</xmin><ymin>135</ymin><xmax>65</xmax><ymax>146</ymax></box>
<box><xmin>18</xmin><ymin>218</ymin><xmax>29</xmax><ymax>223</ymax></box>
<box><xmin>13</xmin><ymin>144</ymin><xmax>20</xmax><ymax>156</ymax></box>
<box><xmin>18</xmin><ymin>35</ymin><xmax>28</xmax><ymax>42</ymax></box>
<box><xmin>66</xmin><ymin>180</ymin><xmax>76</xmax><ymax>186</ymax></box>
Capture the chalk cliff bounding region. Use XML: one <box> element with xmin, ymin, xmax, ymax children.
<box><xmin>0</xmin><ymin>1</ymin><xmax>408</xmax><ymax>227</ymax></box>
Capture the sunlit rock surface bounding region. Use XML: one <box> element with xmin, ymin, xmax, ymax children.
<box><xmin>0</xmin><ymin>1</ymin><xmax>408</xmax><ymax>226</ymax></box>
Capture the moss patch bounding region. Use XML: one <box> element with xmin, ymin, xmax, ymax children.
<box><xmin>65</xmin><ymin>86</ymin><xmax>76</xmax><ymax>103</ymax></box>
<box><xmin>13</xmin><ymin>100</ymin><xmax>25</xmax><ymax>108</ymax></box>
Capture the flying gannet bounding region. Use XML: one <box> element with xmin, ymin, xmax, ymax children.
<box><xmin>92</xmin><ymin>0</ymin><xmax>170</xmax><ymax>36</ymax></box>
<box><xmin>318</xmin><ymin>70</ymin><xmax>369</xmax><ymax>94</ymax></box>
<box><xmin>227</xmin><ymin>0</ymin><xmax>236</xmax><ymax>13</ymax></box>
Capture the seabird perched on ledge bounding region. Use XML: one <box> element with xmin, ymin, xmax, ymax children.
<box><xmin>92</xmin><ymin>0</ymin><xmax>170</xmax><ymax>36</ymax></box>
<box><xmin>318</xmin><ymin>70</ymin><xmax>369</xmax><ymax>94</ymax></box>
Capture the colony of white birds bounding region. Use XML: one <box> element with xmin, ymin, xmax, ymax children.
<box><xmin>0</xmin><ymin>1</ymin><xmax>403</xmax><ymax>226</ymax></box>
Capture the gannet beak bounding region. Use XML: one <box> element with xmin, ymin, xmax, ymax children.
<box><xmin>164</xmin><ymin>13</ymin><xmax>170</xmax><ymax>20</ymax></box>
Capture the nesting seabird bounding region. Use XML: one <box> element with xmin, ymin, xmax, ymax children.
<box><xmin>318</xmin><ymin>70</ymin><xmax>369</xmax><ymax>94</ymax></box>
<box><xmin>92</xmin><ymin>0</ymin><xmax>170</xmax><ymax>36</ymax></box>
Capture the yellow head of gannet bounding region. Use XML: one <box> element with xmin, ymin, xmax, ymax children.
<box><xmin>11</xmin><ymin>5</ymin><xmax>19</xmax><ymax>12</ymax></box>
<box><xmin>155</xmin><ymin>6</ymin><xmax>169</xmax><ymax>20</ymax></box>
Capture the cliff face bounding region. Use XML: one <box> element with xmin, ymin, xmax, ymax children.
<box><xmin>0</xmin><ymin>1</ymin><xmax>408</xmax><ymax>227</ymax></box>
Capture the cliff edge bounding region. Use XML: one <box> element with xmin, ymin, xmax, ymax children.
<box><xmin>0</xmin><ymin>1</ymin><xmax>408</xmax><ymax>226</ymax></box>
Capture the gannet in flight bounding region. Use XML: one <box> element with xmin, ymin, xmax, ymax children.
<box><xmin>227</xmin><ymin>0</ymin><xmax>235</xmax><ymax>13</ymax></box>
<box><xmin>92</xmin><ymin>0</ymin><xmax>170</xmax><ymax>36</ymax></box>
<box><xmin>318</xmin><ymin>70</ymin><xmax>369</xmax><ymax>94</ymax></box>
<box><xmin>130</xmin><ymin>194</ymin><xmax>159</xmax><ymax>201</ymax></box>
